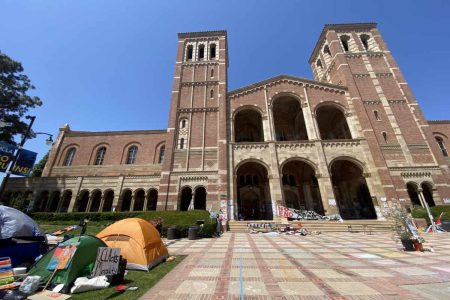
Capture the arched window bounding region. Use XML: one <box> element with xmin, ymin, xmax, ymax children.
<box><xmin>323</xmin><ymin>45</ymin><xmax>331</xmax><ymax>57</ymax></box>
<box><xmin>316</xmin><ymin>59</ymin><xmax>323</xmax><ymax>69</ymax></box>
<box><xmin>436</xmin><ymin>137</ymin><xmax>448</xmax><ymax>157</ymax></box>
<box><xmin>63</xmin><ymin>147</ymin><xmax>76</xmax><ymax>166</ymax></box>
<box><xmin>180</xmin><ymin>119</ymin><xmax>186</xmax><ymax>128</ymax></box>
<box><xmin>126</xmin><ymin>146</ymin><xmax>138</xmax><ymax>164</ymax></box>
<box><xmin>158</xmin><ymin>145</ymin><xmax>165</xmax><ymax>164</ymax></box>
<box><xmin>382</xmin><ymin>132</ymin><xmax>388</xmax><ymax>143</ymax></box>
<box><xmin>198</xmin><ymin>44</ymin><xmax>205</xmax><ymax>60</ymax></box>
<box><xmin>180</xmin><ymin>138</ymin><xmax>185</xmax><ymax>149</ymax></box>
<box><xmin>210</xmin><ymin>69</ymin><xmax>214</xmax><ymax>78</ymax></box>
<box><xmin>210</xmin><ymin>44</ymin><xmax>216</xmax><ymax>59</ymax></box>
<box><xmin>360</xmin><ymin>34</ymin><xmax>370</xmax><ymax>50</ymax></box>
<box><xmin>187</xmin><ymin>45</ymin><xmax>193</xmax><ymax>61</ymax></box>
<box><xmin>210</xmin><ymin>89</ymin><xmax>214</xmax><ymax>98</ymax></box>
<box><xmin>340</xmin><ymin>35</ymin><xmax>350</xmax><ymax>52</ymax></box>
<box><xmin>94</xmin><ymin>147</ymin><xmax>106</xmax><ymax>165</ymax></box>
<box><xmin>373</xmin><ymin>110</ymin><xmax>380</xmax><ymax>121</ymax></box>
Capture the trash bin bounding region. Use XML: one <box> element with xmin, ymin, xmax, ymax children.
<box><xmin>167</xmin><ymin>227</ymin><xmax>178</xmax><ymax>240</ymax></box>
<box><xmin>188</xmin><ymin>226</ymin><xmax>198</xmax><ymax>240</ymax></box>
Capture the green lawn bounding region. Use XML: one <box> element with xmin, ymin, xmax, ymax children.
<box><xmin>39</xmin><ymin>222</ymin><xmax>106</xmax><ymax>236</ymax></box>
<box><xmin>38</xmin><ymin>223</ymin><xmax>184</xmax><ymax>299</ymax></box>
<box><xmin>71</xmin><ymin>256</ymin><xmax>184</xmax><ymax>300</ymax></box>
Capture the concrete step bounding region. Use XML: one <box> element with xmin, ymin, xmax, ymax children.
<box><xmin>228</xmin><ymin>220</ymin><xmax>395</xmax><ymax>233</ymax></box>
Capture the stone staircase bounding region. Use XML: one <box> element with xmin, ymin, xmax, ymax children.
<box><xmin>228</xmin><ymin>219</ymin><xmax>395</xmax><ymax>233</ymax></box>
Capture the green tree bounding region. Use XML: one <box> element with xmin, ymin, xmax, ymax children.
<box><xmin>29</xmin><ymin>151</ymin><xmax>49</xmax><ymax>177</ymax></box>
<box><xmin>0</xmin><ymin>51</ymin><xmax>42</xmax><ymax>144</ymax></box>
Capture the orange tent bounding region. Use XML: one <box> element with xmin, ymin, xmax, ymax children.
<box><xmin>96</xmin><ymin>218</ymin><xmax>168</xmax><ymax>271</ymax></box>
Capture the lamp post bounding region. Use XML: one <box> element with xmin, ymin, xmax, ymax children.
<box><xmin>0</xmin><ymin>116</ymin><xmax>54</xmax><ymax>202</ymax></box>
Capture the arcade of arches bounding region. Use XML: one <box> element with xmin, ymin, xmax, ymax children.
<box><xmin>179</xmin><ymin>186</ymin><xmax>207</xmax><ymax>211</ymax></box>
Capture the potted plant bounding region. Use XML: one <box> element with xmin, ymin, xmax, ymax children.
<box><xmin>413</xmin><ymin>237</ymin><xmax>426</xmax><ymax>251</ymax></box>
<box><xmin>387</xmin><ymin>206</ymin><xmax>420</xmax><ymax>251</ymax></box>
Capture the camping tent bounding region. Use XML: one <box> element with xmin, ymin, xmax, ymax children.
<box><xmin>0</xmin><ymin>205</ymin><xmax>45</xmax><ymax>239</ymax></box>
<box><xmin>96</xmin><ymin>218</ymin><xmax>168</xmax><ymax>271</ymax></box>
<box><xmin>0</xmin><ymin>205</ymin><xmax>47</xmax><ymax>267</ymax></box>
<box><xmin>28</xmin><ymin>235</ymin><xmax>106</xmax><ymax>293</ymax></box>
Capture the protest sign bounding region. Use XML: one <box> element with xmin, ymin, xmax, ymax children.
<box><xmin>47</xmin><ymin>243</ymin><xmax>78</xmax><ymax>271</ymax></box>
<box><xmin>91</xmin><ymin>247</ymin><xmax>121</xmax><ymax>277</ymax></box>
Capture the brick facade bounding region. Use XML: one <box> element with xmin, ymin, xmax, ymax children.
<box><xmin>4</xmin><ymin>23</ymin><xmax>450</xmax><ymax>219</ymax></box>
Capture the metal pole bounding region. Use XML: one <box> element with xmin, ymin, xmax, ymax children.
<box><xmin>418</xmin><ymin>190</ymin><xmax>436</xmax><ymax>232</ymax></box>
<box><xmin>0</xmin><ymin>116</ymin><xmax>35</xmax><ymax>201</ymax></box>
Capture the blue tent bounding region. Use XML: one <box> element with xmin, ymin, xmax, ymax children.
<box><xmin>0</xmin><ymin>206</ymin><xmax>47</xmax><ymax>267</ymax></box>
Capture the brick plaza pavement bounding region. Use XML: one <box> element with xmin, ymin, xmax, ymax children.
<box><xmin>141</xmin><ymin>232</ymin><xmax>450</xmax><ymax>299</ymax></box>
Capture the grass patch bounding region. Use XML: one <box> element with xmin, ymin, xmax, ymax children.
<box><xmin>39</xmin><ymin>223</ymin><xmax>105</xmax><ymax>236</ymax></box>
<box><xmin>70</xmin><ymin>256</ymin><xmax>184</xmax><ymax>300</ymax></box>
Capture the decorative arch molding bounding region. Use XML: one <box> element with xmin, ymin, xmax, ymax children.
<box><xmin>58</xmin><ymin>143</ymin><xmax>81</xmax><ymax>166</ymax></box>
<box><xmin>279</xmin><ymin>157</ymin><xmax>319</xmax><ymax>175</ymax></box>
<box><xmin>121</xmin><ymin>142</ymin><xmax>142</xmax><ymax>164</ymax></box>
<box><xmin>432</xmin><ymin>132</ymin><xmax>448</xmax><ymax>139</ymax></box>
<box><xmin>89</xmin><ymin>143</ymin><xmax>111</xmax><ymax>165</ymax></box>
<box><xmin>268</xmin><ymin>91</ymin><xmax>306</xmax><ymax>108</ymax></box>
<box><xmin>194</xmin><ymin>184</ymin><xmax>208</xmax><ymax>193</ymax></box>
<box><xmin>234</xmin><ymin>158</ymin><xmax>271</xmax><ymax>175</ymax></box>
<box><xmin>328</xmin><ymin>155</ymin><xmax>368</xmax><ymax>174</ymax></box>
<box><xmin>232</xmin><ymin>104</ymin><xmax>265</xmax><ymax>119</ymax></box>
<box><xmin>313</xmin><ymin>101</ymin><xmax>348</xmax><ymax>116</ymax></box>
<box><xmin>420</xmin><ymin>180</ymin><xmax>436</xmax><ymax>190</ymax></box>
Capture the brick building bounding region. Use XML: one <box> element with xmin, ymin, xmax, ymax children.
<box><xmin>4</xmin><ymin>23</ymin><xmax>450</xmax><ymax>220</ymax></box>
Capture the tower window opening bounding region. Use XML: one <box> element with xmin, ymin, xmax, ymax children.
<box><xmin>187</xmin><ymin>45</ymin><xmax>193</xmax><ymax>60</ymax></box>
<box><xmin>316</xmin><ymin>59</ymin><xmax>323</xmax><ymax>69</ymax></box>
<box><xmin>360</xmin><ymin>34</ymin><xmax>370</xmax><ymax>50</ymax></box>
<box><xmin>210</xmin><ymin>44</ymin><xmax>216</xmax><ymax>59</ymax></box>
<box><xmin>210</xmin><ymin>68</ymin><xmax>214</xmax><ymax>78</ymax></box>
<box><xmin>180</xmin><ymin>119</ymin><xmax>186</xmax><ymax>128</ymax></box>
<box><xmin>436</xmin><ymin>136</ymin><xmax>448</xmax><ymax>157</ymax></box>
<box><xmin>180</xmin><ymin>138</ymin><xmax>185</xmax><ymax>149</ymax></box>
<box><xmin>340</xmin><ymin>35</ymin><xmax>350</xmax><ymax>52</ymax></box>
<box><xmin>210</xmin><ymin>89</ymin><xmax>214</xmax><ymax>98</ymax></box>
<box><xmin>374</xmin><ymin>110</ymin><xmax>380</xmax><ymax>121</ymax></box>
<box><xmin>198</xmin><ymin>45</ymin><xmax>205</xmax><ymax>60</ymax></box>
<box><xmin>382</xmin><ymin>132</ymin><xmax>388</xmax><ymax>143</ymax></box>
<box><xmin>324</xmin><ymin>45</ymin><xmax>331</xmax><ymax>57</ymax></box>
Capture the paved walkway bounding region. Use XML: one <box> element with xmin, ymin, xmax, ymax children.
<box><xmin>141</xmin><ymin>232</ymin><xmax>450</xmax><ymax>299</ymax></box>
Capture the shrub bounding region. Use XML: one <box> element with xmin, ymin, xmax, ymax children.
<box><xmin>411</xmin><ymin>205</ymin><xmax>450</xmax><ymax>223</ymax></box>
<box><xmin>29</xmin><ymin>210</ymin><xmax>216</xmax><ymax>237</ymax></box>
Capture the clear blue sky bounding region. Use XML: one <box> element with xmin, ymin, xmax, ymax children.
<box><xmin>1</xmin><ymin>0</ymin><xmax>450</xmax><ymax>166</ymax></box>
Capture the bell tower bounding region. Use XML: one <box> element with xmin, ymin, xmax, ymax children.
<box><xmin>158</xmin><ymin>30</ymin><xmax>229</xmax><ymax>211</ymax></box>
<box><xmin>309</xmin><ymin>23</ymin><xmax>450</xmax><ymax>204</ymax></box>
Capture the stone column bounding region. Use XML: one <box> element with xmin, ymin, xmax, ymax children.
<box><xmin>99</xmin><ymin>191</ymin><xmax>106</xmax><ymax>212</ymax></box>
<box><xmin>143</xmin><ymin>190</ymin><xmax>148</xmax><ymax>212</ymax></box>
<box><xmin>56</xmin><ymin>191</ymin><xmax>64</xmax><ymax>212</ymax></box>
<box><xmin>317</xmin><ymin>174</ymin><xmax>337</xmax><ymax>215</ymax></box>
<box><xmin>68</xmin><ymin>176</ymin><xmax>83</xmax><ymax>212</ymax></box>
<box><xmin>130</xmin><ymin>191</ymin><xmax>136</xmax><ymax>211</ymax></box>
<box><xmin>86</xmin><ymin>191</ymin><xmax>94</xmax><ymax>212</ymax></box>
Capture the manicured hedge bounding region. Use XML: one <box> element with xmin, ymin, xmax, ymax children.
<box><xmin>29</xmin><ymin>210</ymin><xmax>216</xmax><ymax>238</ymax></box>
<box><xmin>411</xmin><ymin>205</ymin><xmax>450</xmax><ymax>223</ymax></box>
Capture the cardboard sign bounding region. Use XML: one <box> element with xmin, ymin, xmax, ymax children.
<box><xmin>328</xmin><ymin>199</ymin><xmax>336</xmax><ymax>206</ymax></box>
<box><xmin>91</xmin><ymin>247</ymin><xmax>121</xmax><ymax>277</ymax></box>
<box><xmin>47</xmin><ymin>243</ymin><xmax>78</xmax><ymax>271</ymax></box>
<box><xmin>28</xmin><ymin>290</ymin><xmax>71</xmax><ymax>300</ymax></box>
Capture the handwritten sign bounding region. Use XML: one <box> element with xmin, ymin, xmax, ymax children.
<box><xmin>91</xmin><ymin>247</ymin><xmax>121</xmax><ymax>277</ymax></box>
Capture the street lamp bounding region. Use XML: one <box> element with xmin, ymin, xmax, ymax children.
<box><xmin>0</xmin><ymin>116</ymin><xmax>53</xmax><ymax>202</ymax></box>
